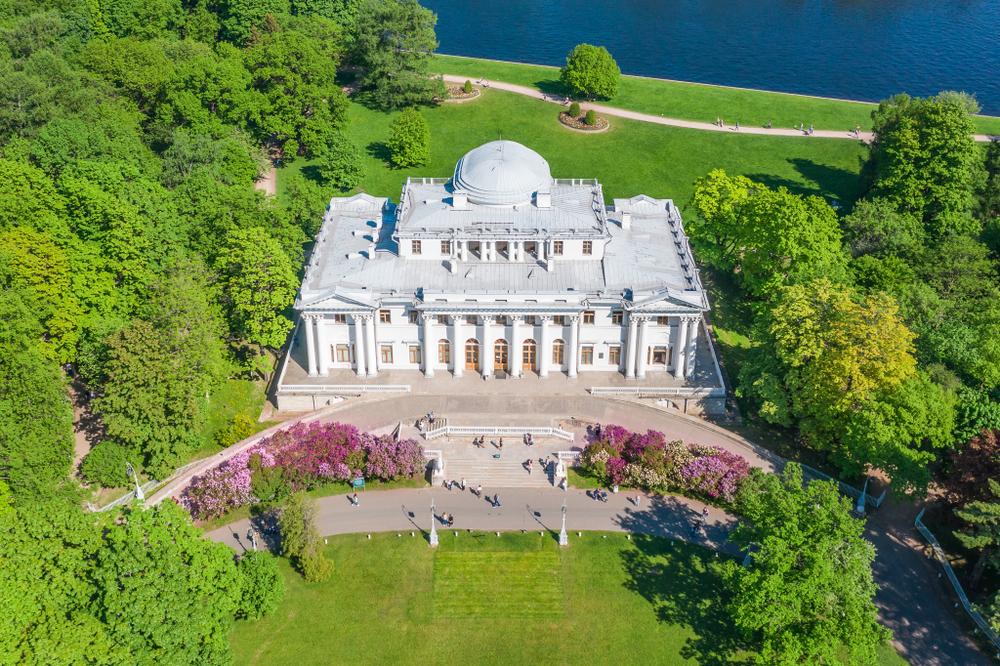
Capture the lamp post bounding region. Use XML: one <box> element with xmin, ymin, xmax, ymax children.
<box><xmin>559</xmin><ymin>500</ymin><xmax>568</xmax><ymax>547</ymax></box>
<box><xmin>125</xmin><ymin>462</ymin><xmax>144</xmax><ymax>503</ymax></box>
<box><xmin>429</xmin><ymin>498</ymin><xmax>439</xmax><ymax>547</ymax></box>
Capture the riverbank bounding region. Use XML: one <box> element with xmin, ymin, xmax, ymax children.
<box><xmin>430</xmin><ymin>54</ymin><xmax>1000</xmax><ymax>137</ymax></box>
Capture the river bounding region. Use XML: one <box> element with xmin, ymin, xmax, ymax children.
<box><xmin>425</xmin><ymin>0</ymin><xmax>1000</xmax><ymax>115</ymax></box>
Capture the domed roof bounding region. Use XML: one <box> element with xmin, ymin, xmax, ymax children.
<box><xmin>453</xmin><ymin>141</ymin><xmax>552</xmax><ymax>205</ymax></box>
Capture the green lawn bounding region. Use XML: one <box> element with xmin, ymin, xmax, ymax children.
<box><xmin>285</xmin><ymin>87</ymin><xmax>867</xmax><ymax>209</ymax></box>
<box><xmin>230</xmin><ymin>532</ymin><xmax>905</xmax><ymax>665</ymax></box>
<box><xmin>430</xmin><ymin>54</ymin><xmax>1000</xmax><ymax>136</ymax></box>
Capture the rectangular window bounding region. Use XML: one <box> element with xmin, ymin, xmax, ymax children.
<box><xmin>608</xmin><ymin>345</ymin><xmax>621</xmax><ymax>366</ymax></box>
<box><xmin>552</xmin><ymin>240</ymin><xmax>564</xmax><ymax>256</ymax></box>
<box><xmin>335</xmin><ymin>344</ymin><xmax>351</xmax><ymax>362</ymax></box>
<box><xmin>411</xmin><ymin>240</ymin><xmax>422</xmax><ymax>255</ymax></box>
<box><xmin>581</xmin><ymin>345</ymin><xmax>594</xmax><ymax>365</ymax></box>
<box><xmin>611</xmin><ymin>311</ymin><xmax>623</xmax><ymax>325</ymax></box>
<box><xmin>582</xmin><ymin>310</ymin><xmax>595</xmax><ymax>324</ymax></box>
<box><xmin>436</xmin><ymin>314</ymin><xmax>448</xmax><ymax>325</ymax></box>
<box><xmin>582</xmin><ymin>241</ymin><xmax>593</xmax><ymax>255</ymax></box>
<box><xmin>379</xmin><ymin>309</ymin><xmax>391</xmax><ymax>324</ymax></box>
<box><xmin>465</xmin><ymin>315</ymin><xmax>478</xmax><ymax>325</ymax></box>
<box><xmin>656</xmin><ymin>316</ymin><xmax>670</xmax><ymax>326</ymax></box>
<box><xmin>524</xmin><ymin>315</ymin><xmax>536</xmax><ymax>326</ymax></box>
<box><xmin>438</xmin><ymin>341</ymin><xmax>450</xmax><ymax>364</ymax></box>
<box><xmin>553</xmin><ymin>315</ymin><xmax>566</xmax><ymax>326</ymax></box>
<box><xmin>380</xmin><ymin>345</ymin><xmax>394</xmax><ymax>364</ymax></box>
<box><xmin>332</xmin><ymin>314</ymin><xmax>347</xmax><ymax>324</ymax></box>
<box><xmin>441</xmin><ymin>240</ymin><xmax>451</xmax><ymax>255</ymax></box>
<box><xmin>408</xmin><ymin>311</ymin><xmax>419</xmax><ymax>324</ymax></box>
<box><xmin>409</xmin><ymin>345</ymin><xmax>421</xmax><ymax>364</ymax></box>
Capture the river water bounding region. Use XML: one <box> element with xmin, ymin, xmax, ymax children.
<box><xmin>425</xmin><ymin>0</ymin><xmax>1000</xmax><ymax>115</ymax></box>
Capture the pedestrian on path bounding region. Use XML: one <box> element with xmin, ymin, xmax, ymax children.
<box><xmin>634</xmin><ymin>495</ymin><xmax>642</xmax><ymax>508</ymax></box>
<box><xmin>476</xmin><ymin>483</ymin><xmax>482</xmax><ymax>497</ymax></box>
<box><xmin>460</xmin><ymin>478</ymin><xmax>466</xmax><ymax>490</ymax></box>
<box><xmin>352</xmin><ymin>492</ymin><xmax>359</xmax><ymax>507</ymax></box>
<box><xmin>493</xmin><ymin>493</ymin><xmax>502</xmax><ymax>508</ymax></box>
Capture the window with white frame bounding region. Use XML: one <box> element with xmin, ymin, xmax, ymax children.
<box><xmin>408</xmin><ymin>345</ymin><xmax>421</xmax><ymax>364</ymax></box>
<box><xmin>380</xmin><ymin>345</ymin><xmax>393</xmax><ymax>364</ymax></box>
<box><xmin>411</xmin><ymin>240</ymin><xmax>422</xmax><ymax>255</ymax></box>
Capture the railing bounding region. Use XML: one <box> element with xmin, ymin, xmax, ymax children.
<box><xmin>278</xmin><ymin>384</ymin><xmax>411</xmax><ymax>395</ymax></box>
<box><xmin>422</xmin><ymin>425</ymin><xmax>574</xmax><ymax>442</ymax></box>
<box><xmin>86</xmin><ymin>479</ymin><xmax>160</xmax><ymax>513</ymax></box>
<box><xmin>799</xmin><ymin>464</ymin><xmax>887</xmax><ymax>511</ymax></box>
<box><xmin>915</xmin><ymin>508</ymin><xmax>1000</xmax><ymax>653</ymax></box>
<box><xmin>589</xmin><ymin>386</ymin><xmax>726</xmax><ymax>398</ymax></box>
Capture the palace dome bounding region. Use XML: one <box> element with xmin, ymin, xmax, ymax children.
<box><xmin>452</xmin><ymin>140</ymin><xmax>552</xmax><ymax>205</ymax></box>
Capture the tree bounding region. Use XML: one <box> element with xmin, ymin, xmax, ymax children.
<box><xmin>691</xmin><ymin>170</ymin><xmax>848</xmax><ymax>297</ymax></box>
<box><xmin>236</xmin><ymin>551</ymin><xmax>285</xmax><ymax>619</ymax></box>
<box><xmin>80</xmin><ymin>441</ymin><xmax>134</xmax><ymax>488</ymax></box>
<box><xmin>0</xmin><ymin>289</ymin><xmax>74</xmax><ymax>502</ymax></box>
<box><xmin>352</xmin><ymin>0</ymin><xmax>444</xmax><ymax>110</ymax></box>
<box><xmin>279</xmin><ymin>492</ymin><xmax>332</xmax><ymax>582</ymax></box>
<box><xmin>954</xmin><ymin>479</ymin><xmax>1000</xmax><ymax>590</ymax></box>
<box><xmin>725</xmin><ymin>464</ymin><xmax>888</xmax><ymax>664</ymax></box>
<box><xmin>385</xmin><ymin>107</ymin><xmax>430</xmax><ymax>168</ymax></box>
<box><xmin>315</xmin><ymin>131</ymin><xmax>364</xmax><ymax>190</ymax></box>
<box><xmin>979</xmin><ymin>138</ymin><xmax>1000</xmax><ymax>223</ymax></box>
<box><xmin>944</xmin><ymin>427</ymin><xmax>1000</xmax><ymax>506</ymax></box>
<box><xmin>842</xmin><ymin>197</ymin><xmax>924</xmax><ymax>258</ymax></box>
<box><xmin>559</xmin><ymin>43</ymin><xmax>621</xmax><ymax>100</ymax></box>
<box><xmin>92</xmin><ymin>501</ymin><xmax>242</xmax><ymax>664</ymax></box>
<box><xmin>215</xmin><ymin>226</ymin><xmax>298</xmax><ymax>348</ymax></box>
<box><xmin>865</xmin><ymin>92</ymin><xmax>986</xmax><ymax>233</ymax></box>
<box><xmin>218</xmin><ymin>0</ymin><xmax>290</xmax><ymax>44</ymax></box>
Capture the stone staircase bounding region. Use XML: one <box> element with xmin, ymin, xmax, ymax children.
<box><xmin>442</xmin><ymin>454</ymin><xmax>556</xmax><ymax>489</ymax></box>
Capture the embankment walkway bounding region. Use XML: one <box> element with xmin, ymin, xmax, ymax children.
<box><xmin>442</xmin><ymin>75</ymin><xmax>997</xmax><ymax>144</ymax></box>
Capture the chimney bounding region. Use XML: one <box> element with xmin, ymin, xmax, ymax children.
<box><xmin>452</xmin><ymin>191</ymin><xmax>468</xmax><ymax>209</ymax></box>
<box><xmin>546</xmin><ymin>257</ymin><xmax>555</xmax><ymax>272</ymax></box>
<box><xmin>536</xmin><ymin>190</ymin><xmax>551</xmax><ymax>209</ymax></box>
<box><xmin>449</xmin><ymin>258</ymin><xmax>458</xmax><ymax>274</ymax></box>
<box><xmin>621</xmin><ymin>211</ymin><xmax>632</xmax><ymax>230</ymax></box>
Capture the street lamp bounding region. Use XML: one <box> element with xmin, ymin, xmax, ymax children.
<box><xmin>559</xmin><ymin>500</ymin><xmax>568</xmax><ymax>546</ymax></box>
<box><xmin>429</xmin><ymin>498</ymin><xmax>439</xmax><ymax>547</ymax></box>
<box><xmin>125</xmin><ymin>462</ymin><xmax>144</xmax><ymax>503</ymax></box>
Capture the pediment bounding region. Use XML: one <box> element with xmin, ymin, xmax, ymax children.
<box><xmin>299</xmin><ymin>288</ymin><xmax>376</xmax><ymax>310</ymax></box>
<box><xmin>330</xmin><ymin>192</ymin><xmax>383</xmax><ymax>212</ymax></box>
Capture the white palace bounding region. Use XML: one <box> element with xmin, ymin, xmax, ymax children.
<box><xmin>275</xmin><ymin>141</ymin><xmax>725</xmax><ymax>412</ymax></box>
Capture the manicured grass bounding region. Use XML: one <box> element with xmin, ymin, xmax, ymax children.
<box><xmin>230</xmin><ymin>532</ymin><xmax>906</xmax><ymax>665</ymax></box>
<box><xmin>430</xmin><ymin>54</ymin><xmax>1000</xmax><ymax>136</ymax></box>
<box><xmin>284</xmin><ymin>87</ymin><xmax>867</xmax><ymax>210</ymax></box>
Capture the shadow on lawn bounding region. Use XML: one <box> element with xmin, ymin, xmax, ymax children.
<box><xmin>746</xmin><ymin>157</ymin><xmax>860</xmax><ymax>205</ymax></box>
<box><xmin>616</xmin><ymin>496</ymin><xmax>750</xmax><ymax>665</ymax></box>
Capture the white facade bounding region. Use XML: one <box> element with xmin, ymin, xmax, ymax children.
<box><xmin>288</xmin><ymin>141</ymin><xmax>713</xmax><ymax>383</ymax></box>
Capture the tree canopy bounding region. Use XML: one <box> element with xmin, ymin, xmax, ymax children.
<box><xmin>386</xmin><ymin>107</ymin><xmax>431</xmax><ymax>168</ymax></box>
<box><xmin>559</xmin><ymin>43</ymin><xmax>621</xmax><ymax>100</ymax></box>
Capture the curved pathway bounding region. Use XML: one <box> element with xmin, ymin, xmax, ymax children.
<box><xmin>444</xmin><ymin>75</ymin><xmax>997</xmax><ymax>143</ymax></box>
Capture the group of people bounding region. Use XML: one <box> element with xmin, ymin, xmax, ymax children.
<box><xmin>797</xmin><ymin>122</ymin><xmax>816</xmax><ymax>135</ymax></box>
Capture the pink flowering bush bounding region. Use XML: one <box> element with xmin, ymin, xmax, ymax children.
<box><xmin>580</xmin><ymin>423</ymin><xmax>751</xmax><ymax>502</ymax></box>
<box><xmin>182</xmin><ymin>422</ymin><xmax>426</xmax><ymax>519</ymax></box>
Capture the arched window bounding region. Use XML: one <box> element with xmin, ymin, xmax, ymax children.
<box><xmin>552</xmin><ymin>339</ymin><xmax>565</xmax><ymax>365</ymax></box>
<box><xmin>464</xmin><ymin>338</ymin><xmax>480</xmax><ymax>370</ymax></box>
<box><xmin>522</xmin><ymin>339</ymin><xmax>537</xmax><ymax>370</ymax></box>
<box><xmin>494</xmin><ymin>339</ymin><xmax>509</xmax><ymax>371</ymax></box>
<box><xmin>438</xmin><ymin>339</ymin><xmax>450</xmax><ymax>364</ymax></box>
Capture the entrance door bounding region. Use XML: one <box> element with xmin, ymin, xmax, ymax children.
<box><xmin>465</xmin><ymin>339</ymin><xmax>480</xmax><ymax>371</ymax></box>
<box><xmin>522</xmin><ymin>339</ymin><xmax>537</xmax><ymax>372</ymax></box>
<box><xmin>494</xmin><ymin>339</ymin><xmax>509</xmax><ymax>373</ymax></box>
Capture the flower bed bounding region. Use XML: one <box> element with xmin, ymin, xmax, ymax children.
<box><xmin>558</xmin><ymin>111</ymin><xmax>609</xmax><ymax>132</ymax></box>
<box><xmin>445</xmin><ymin>84</ymin><xmax>481</xmax><ymax>102</ymax></box>
<box><xmin>181</xmin><ymin>422</ymin><xmax>425</xmax><ymax>519</ymax></box>
<box><xmin>579</xmin><ymin>424</ymin><xmax>750</xmax><ymax>502</ymax></box>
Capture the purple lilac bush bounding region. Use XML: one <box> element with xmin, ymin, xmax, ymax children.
<box><xmin>579</xmin><ymin>424</ymin><xmax>751</xmax><ymax>502</ymax></box>
<box><xmin>182</xmin><ymin>422</ymin><xmax>425</xmax><ymax>519</ymax></box>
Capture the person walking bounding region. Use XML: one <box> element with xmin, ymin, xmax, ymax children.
<box><xmin>476</xmin><ymin>483</ymin><xmax>482</xmax><ymax>498</ymax></box>
<box><xmin>460</xmin><ymin>477</ymin><xmax>466</xmax><ymax>491</ymax></box>
<box><xmin>634</xmin><ymin>494</ymin><xmax>642</xmax><ymax>509</ymax></box>
<box><xmin>352</xmin><ymin>492</ymin><xmax>359</xmax><ymax>507</ymax></box>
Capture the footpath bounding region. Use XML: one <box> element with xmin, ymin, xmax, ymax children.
<box><xmin>442</xmin><ymin>75</ymin><xmax>997</xmax><ymax>144</ymax></box>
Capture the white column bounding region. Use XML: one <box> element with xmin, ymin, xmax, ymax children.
<box><xmin>636</xmin><ymin>317</ymin><xmax>650</xmax><ymax>380</ymax></box>
<box><xmin>510</xmin><ymin>315</ymin><xmax>523</xmax><ymax>378</ymax></box>
<box><xmin>460</xmin><ymin>240</ymin><xmax>468</xmax><ymax>262</ymax></box>
<box><xmin>480</xmin><ymin>316</ymin><xmax>494</xmax><ymax>378</ymax></box>
<box><xmin>625</xmin><ymin>313</ymin><xmax>638</xmax><ymax>379</ymax></box>
<box><xmin>304</xmin><ymin>314</ymin><xmax>318</xmax><ymax>376</ymax></box>
<box><xmin>673</xmin><ymin>316</ymin><xmax>689</xmax><ymax>379</ymax></box>
<box><xmin>315</xmin><ymin>315</ymin><xmax>330</xmax><ymax>376</ymax></box>
<box><xmin>567</xmin><ymin>314</ymin><xmax>580</xmax><ymax>378</ymax></box>
<box><xmin>421</xmin><ymin>314</ymin><xmax>434</xmax><ymax>378</ymax></box>
<box><xmin>451</xmin><ymin>315</ymin><xmax>463</xmax><ymax>378</ymax></box>
<box><xmin>538</xmin><ymin>315</ymin><xmax>551</xmax><ymax>377</ymax></box>
<box><xmin>353</xmin><ymin>315</ymin><xmax>366</xmax><ymax>377</ymax></box>
<box><xmin>539</xmin><ymin>239</ymin><xmax>547</xmax><ymax>262</ymax></box>
<box><xmin>365</xmin><ymin>314</ymin><xmax>378</xmax><ymax>377</ymax></box>
<box><xmin>685</xmin><ymin>316</ymin><xmax>699</xmax><ymax>378</ymax></box>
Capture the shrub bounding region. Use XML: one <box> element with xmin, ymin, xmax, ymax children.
<box><xmin>315</xmin><ymin>132</ymin><xmax>364</xmax><ymax>190</ymax></box>
<box><xmin>568</xmin><ymin>101</ymin><xmax>581</xmax><ymax>117</ymax></box>
<box><xmin>215</xmin><ymin>413</ymin><xmax>258</xmax><ymax>448</ymax></box>
<box><xmin>584</xmin><ymin>109</ymin><xmax>597</xmax><ymax>126</ymax></box>
<box><xmin>236</xmin><ymin>551</ymin><xmax>284</xmax><ymax>620</ymax></box>
<box><xmin>279</xmin><ymin>492</ymin><xmax>333</xmax><ymax>581</ymax></box>
<box><xmin>386</xmin><ymin>107</ymin><xmax>430</xmax><ymax>168</ymax></box>
<box><xmin>560</xmin><ymin>43</ymin><xmax>621</xmax><ymax>99</ymax></box>
<box><xmin>80</xmin><ymin>441</ymin><xmax>134</xmax><ymax>487</ymax></box>
<box><xmin>463</xmin><ymin>79</ymin><xmax>472</xmax><ymax>94</ymax></box>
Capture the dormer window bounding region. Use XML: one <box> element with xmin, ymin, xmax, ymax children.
<box><xmin>411</xmin><ymin>240</ymin><xmax>422</xmax><ymax>255</ymax></box>
<box><xmin>553</xmin><ymin>241</ymin><xmax>564</xmax><ymax>256</ymax></box>
<box><xmin>583</xmin><ymin>241</ymin><xmax>593</xmax><ymax>255</ymax></box>
<box><xmin>441</xmin><ymin>241</ymin><xmax>451</xmax><ymax>254</ymax></box>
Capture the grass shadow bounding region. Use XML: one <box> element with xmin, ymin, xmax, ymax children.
<box><xmin>366</xmin><ymin>141</ymin><xmax>392</xmax><ymax>167</ymax></box>
<box><xmin>620</xmin><ymin>532</ymin><xmax>750</xmax><ymax>665</ymax></box>
<box><xmin>746</xmin><ymin>157</ymin><xmax>861</xmax><ymax>204</ymax></box>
